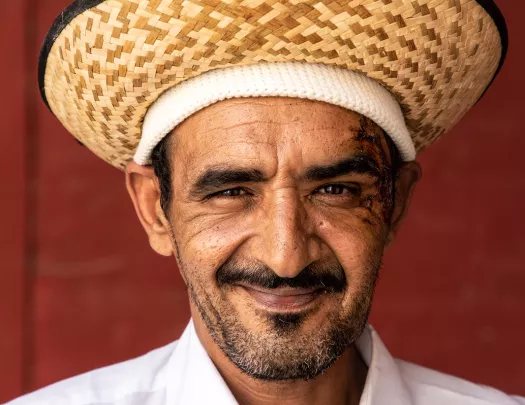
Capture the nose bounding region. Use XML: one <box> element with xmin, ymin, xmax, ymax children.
<box><xmin>257</xmin><ymin>188</ymin><xmax>319</xmax><ymax>278</ymax></box>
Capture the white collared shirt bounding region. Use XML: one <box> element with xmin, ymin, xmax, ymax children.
<box><xmin>6</xmin><ymin>321</ymin><xmax>524</xmax><ymax>405</ymax></box>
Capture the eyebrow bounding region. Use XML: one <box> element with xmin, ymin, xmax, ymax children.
<box><xmin>190</xmin><ymin>154</ymin><xmax>380</xmax><ymax>197</ymax></box>
<box><xmin>191</xmin><ymin>167</ymin><xmax>265</xmax><ymax>197</ymax></box>
<box><xmin>303</xmin><ymin>154</ymin><xmax>380</xmax><ymax>182</ymax></box>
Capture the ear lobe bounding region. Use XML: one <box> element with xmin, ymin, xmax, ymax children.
<box><xmin>125</xmin><ymin>161</ymin><xmax>174</xmax><ymax>257</ymax></box>
<box><xmin>385</xmin><ymin>161</ymin><xmax>422</xmax><ymax>247</ymax></box>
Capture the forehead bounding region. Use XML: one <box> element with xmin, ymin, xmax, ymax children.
<box><xmin>170</xmin><ymin>97</ymin><xmax>386</xmax><ymax>171</ymax></box>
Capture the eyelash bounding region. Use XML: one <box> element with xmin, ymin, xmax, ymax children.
<box><xmin>209</xmin><ymin>184</ymin><xmax>359</xmax><ymax>199</ymax></box>
<box><xmin>314</xmin><ymin>184</ymin><xmax>359</xmax><ymax>196</ymax></box>
<box><xmin>213</xmin><ymin>188</ymin><xmax>248</xmax><ymax>198</ymax></box>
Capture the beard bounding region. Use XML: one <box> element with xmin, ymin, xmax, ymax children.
<box><xmin>182</xmin><ymin>253</ymin><xmax>380</xmax><ymax>382</ymax></box>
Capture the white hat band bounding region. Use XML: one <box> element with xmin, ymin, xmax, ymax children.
<box><xmin>135</xmin><ymin>62</ymin><xmax>416</xmax><ymax>165</ymax></box>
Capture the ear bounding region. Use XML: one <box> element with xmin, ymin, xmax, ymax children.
<box><xmin>125</xmin><ymin>161</ymin><xmax>173</xmax><ymax>257</ymax></box>
<box><xmin>385</xmin><ymin>161</ymin><xmax>422</xmax><ymax>247</ymax></box>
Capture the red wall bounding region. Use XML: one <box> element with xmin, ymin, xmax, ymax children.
<box><xmin>0</xmin><ymin>2</ymin><xmax>27</xmax><ymax>401</ymax></box>
<box><xmin>1</xmin><ymin>0</ymin><xmax>524</xmax><ymax>402</ymax></box>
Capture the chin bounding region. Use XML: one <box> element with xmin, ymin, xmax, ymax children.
<box><xmin>218</xmin><ymin>307</ymin><xmax>362</xmax><ymax>382</ymax></box>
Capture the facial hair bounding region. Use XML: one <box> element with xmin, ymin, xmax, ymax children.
<box><xmin>179</xmin><ymin>251</ymin><xmax>381</xmax><ymax>382</ymax></box>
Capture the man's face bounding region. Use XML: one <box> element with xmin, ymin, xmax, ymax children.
<box><xmin>128</xmin><ymin>97</ymin><xmax>419</xmax><ymax>381</ymax></box>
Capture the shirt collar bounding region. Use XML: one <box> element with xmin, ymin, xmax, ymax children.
<box><xmin>356</xmin><ymin>325</ymin><xmax>413</xmax><ymax>405</ymax></box>
<box><xmin>166</xmin><ymin>320</ymin><xmax>413</xmax><ymax>405</ymax></box>
<box><xmin>165</xmin><ymin>319</ymin><xmax>238</xmax><ymax>405</ymax></box>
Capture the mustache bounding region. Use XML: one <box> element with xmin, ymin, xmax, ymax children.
<box><xmin>216</xmin><ymin>258</ymin><xmax>347</xmax><ymax>293</ymax></box>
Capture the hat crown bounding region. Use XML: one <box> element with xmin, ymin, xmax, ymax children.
<box><xmin>40</xmin><ymin>0</ymin><xmax>507</xmax><ymax>169</ymax></box>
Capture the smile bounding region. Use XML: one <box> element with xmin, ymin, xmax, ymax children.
<box><xmin>236</xmin><ymin>284</ymin><xmax>325</xmax><ymax>312</ymax></box>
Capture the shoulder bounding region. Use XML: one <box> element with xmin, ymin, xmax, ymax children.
<box><xmin>5</xmin><ymin>340</ymin><xmax>179</xmax><ymax>405</ymax></box>
<box><xmin>395</xmin><ymin>359</ymin><xmax>525</xmax><ymax>405</ymax></box>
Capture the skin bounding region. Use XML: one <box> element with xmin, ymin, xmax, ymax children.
<box><xmin>125</xmin><ymin>97</ymin><xmax>421</xmax><ymax>405</ymax></box>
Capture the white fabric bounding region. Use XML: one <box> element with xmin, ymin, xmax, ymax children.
<box><xmin>135</xmin><ymin>62</ymin><xmax>416</xmax><ymax>165</ymax></box>
<box><xmin>6</xmin><ymin>321</ymin><xmax>524</xmax><ymax>405</ymax></box>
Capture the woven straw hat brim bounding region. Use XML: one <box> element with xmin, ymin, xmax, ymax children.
<box><xmin>39</xmin><ymin>0</ymin><xmax>508</xmax><ymax>170</ymax></box>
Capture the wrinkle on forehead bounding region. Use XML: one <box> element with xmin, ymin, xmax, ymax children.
<box><xmin>179</xmin><ymin>97</ymin><xmax>362</xmax><ymax>134</ymax></box>
<box><xmin>170</xmin><ymin>97</ymin><xmax>388</xmax><ymax>183</ymax></box>
<box><xmin>188</xmin><ymin>98</ymin><xmax>314</xmax><ymax>134</ymax></box>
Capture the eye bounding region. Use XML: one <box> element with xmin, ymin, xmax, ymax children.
<box><xmin>316</xmin><ymin>184</ymin><xmax>358</xmax><ymax>196</ymax></box>
<box><xmin>213</xmin><ymin>187</ymin><xmax>247</xmax><ymax>198</ymax></box>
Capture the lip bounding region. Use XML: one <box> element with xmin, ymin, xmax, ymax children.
<box><xmin>236</xmin><ymin>283</ymin><xmax>325</xmax><ymax>312</ymax></box>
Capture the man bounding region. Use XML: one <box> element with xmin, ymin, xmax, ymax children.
<box><xmin>8</xmin><ymin>0</ymin><xmax>523</xmax><ymax>404</ymax></box>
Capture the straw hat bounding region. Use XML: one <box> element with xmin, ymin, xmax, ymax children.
<box><xmin>39</xmin><ymin>0</ymin><xmax>508</xmax><ymax>170</ymax></box>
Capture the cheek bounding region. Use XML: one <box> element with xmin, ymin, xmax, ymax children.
<box><xmin>170</xmin><ymin>209</ymin><xmax>253</xmax><ymax>283</ymax></box>
<box><xmin>363</xmin><ymin>191</ymin><xmax>393</xmax><ymax>225</ymax></box>
<box><xmin>315</xmin><ymin>213</ymin><xmax>384</xmax><ymax>288</ymax></box>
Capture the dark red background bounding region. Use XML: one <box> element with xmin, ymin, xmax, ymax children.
<box><xmin>1</xmin><ymin>0</ymin><xmax>524</xmax><ymax>402</ymax></box>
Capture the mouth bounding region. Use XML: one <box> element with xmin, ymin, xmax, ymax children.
<box><xmin>235</xmin><ymin>283</ymin><xmax>326</xmax><ymax>312</ymax></box>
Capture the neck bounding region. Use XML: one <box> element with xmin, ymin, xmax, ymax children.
<box><xmin>192</xmin><ymin>315</ymin><xmax>368</xmax><ymax>405</ymax></box>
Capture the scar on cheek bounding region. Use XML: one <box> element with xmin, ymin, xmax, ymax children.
<box><xmin>363</xmin><ymin>194</ymin><xmax>375</xmax><ymax>209</ymax></box>
<box><xmin>358</xmin><ymin>194</ymin><xmax>384</xmax><ymax>226</ymax></box>
<box><xmin>355</xmin><ymin>209</ymin><xmax>375</xmax><ymax>226</ymax></box>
